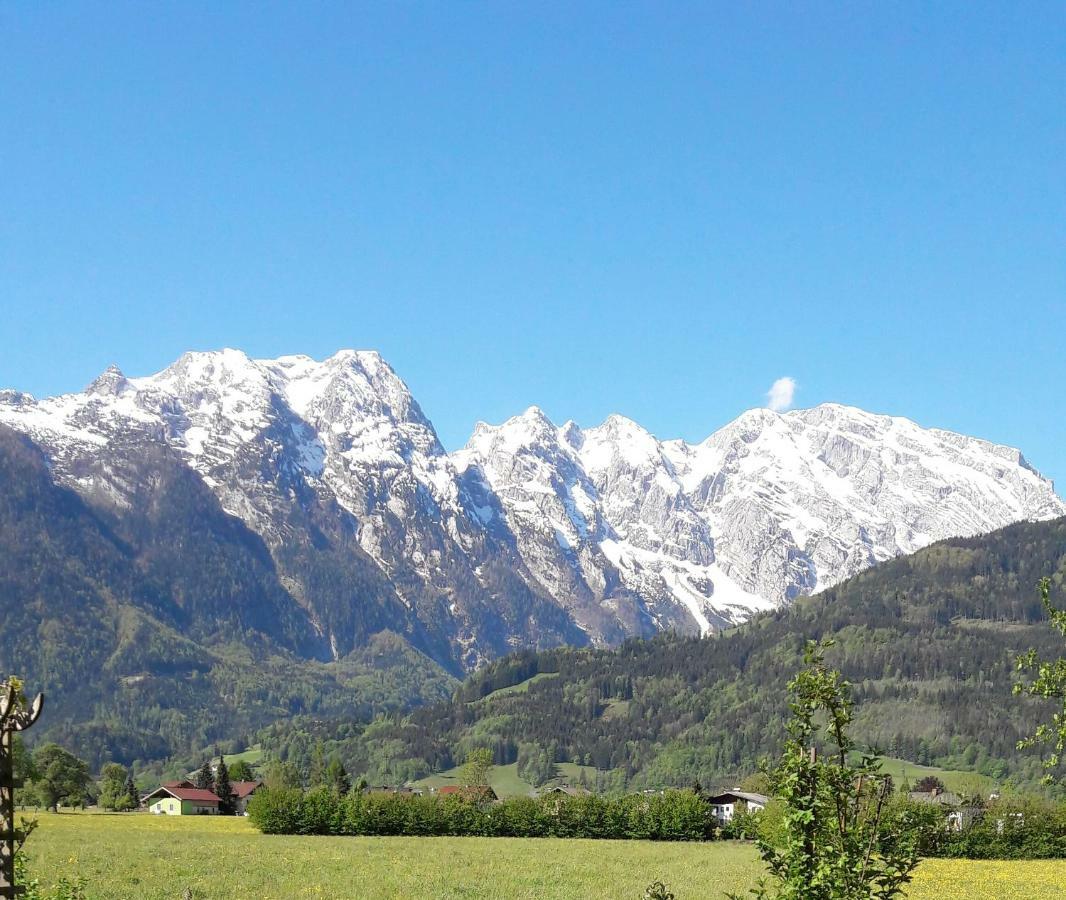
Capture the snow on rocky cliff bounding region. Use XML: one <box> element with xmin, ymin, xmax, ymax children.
<box><xmin>454</xmin><ymin>401</ymin><xmax>1065</xmax><ymax>636</ymax></box>
<box><xmin>2</xmin><ymin>350</ymin><xmax>1062</xmax><ymax>661</ymax></box>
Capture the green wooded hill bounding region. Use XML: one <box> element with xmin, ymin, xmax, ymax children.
<box><xmin>268</xmin><ymin>516</ymin><xmax>1066</xmax><ymax>792</ymax></box>
<box><xmin>0</xmin><ymin>425</ymin><xmax>456</xmax><ymax>769</ymax></box>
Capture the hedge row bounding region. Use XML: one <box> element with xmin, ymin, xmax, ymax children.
<box><xmin>248</xmin><ymin>787</ymin><xmax>1066</xmax><ymax>857</ymax></box>
<box><xmin>933</xmin><ymin>800</ymin><xmax>1066</xmax><ymax>860</ymax></box>
<box><xmin>248</xmin><ymin>787</ymin><xmax>721</xmax><ymax>841</ymax></box>
<box><xmin>775</xmin><ymin>796</ymin><xmax>1066</xmax><ymax>861</ymax></box>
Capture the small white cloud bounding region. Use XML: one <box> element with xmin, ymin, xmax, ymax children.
<box><xmin>766</xmin><ymin>377</ymin><xmax>797</xmax><ymax>412</ymax></box>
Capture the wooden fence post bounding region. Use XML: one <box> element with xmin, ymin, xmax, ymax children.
<box><xmin>0</xmin><ymin>682</ymin><xmax>44</xmax><ymax>900</ymax></box>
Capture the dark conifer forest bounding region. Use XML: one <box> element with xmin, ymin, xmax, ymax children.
<box><xmin>260</xmin><ymin>517</ymin><xmax>1066</xmax><ymax>792</ymax></box>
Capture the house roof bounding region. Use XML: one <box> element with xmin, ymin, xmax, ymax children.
<box><xmin>707</xmin><ymin>791</ymin><xmax>769</xmax><ymax>806</ymax></box>
<box><xmin>232</xmin><ymin>780</ymin><xmax>262</xmax><ymax>799</ymax></box>
<box><xmin>144</xmin><ymin>784</ymin><xmax>220</xmax><ymax>804</ymax></box>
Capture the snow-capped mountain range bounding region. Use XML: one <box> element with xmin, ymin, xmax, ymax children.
<box><xmin>2</xmin><ymin>349</ymin><xmax>1062</xmax><ymax>670</ymax></box>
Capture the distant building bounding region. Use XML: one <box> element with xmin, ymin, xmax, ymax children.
<box><xmin>143</xmin><ymin>781</ymin><xmax>220</xmax><ymax>816</ymax></box>
<box><xmin>436</xmin><ymin>785</ymin><xmax>498</xmax><ymax>802</ymax></box>
<box><xmin>231</xmin><ymin>780</ymin><xmax>263</xmax><ymax>816</ymax></box>
<box><xmin>908</xmin><ymin>787</ymin><xmax>981</xmax><ymax>831</ymax></box>
<box><xmin>706</xmin><ymin>790</ymin><xmax>769</xmax><ymax>825</ymax></box>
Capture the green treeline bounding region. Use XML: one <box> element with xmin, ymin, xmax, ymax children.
<box><xmin>249</xmin><ymin>786</ymin><xmax>719</xmax><ymax>841</ymax></box>
<box><xmin>247</xmin><ymin>786</ymin><xmax>1066</xmax><ymax>859</ymax></box>
<box><xmin>932</xmin><ymin>798</ymin><xmax>1066</xmax><ymax>859</ymax></box>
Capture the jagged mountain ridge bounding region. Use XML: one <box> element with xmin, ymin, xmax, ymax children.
<box><xmin>457</xmin><ymin>402</ymin><xmax>1064</xmax><ymax>637</ymax></box>
<box><xmin>2</xmin><ymin>348</ymin><xmax>1062</xmax><ymax>670</ymax></box>
<box><xmin>0</xmin><ymin>349</ymin><xmax>583</xmax><ymax>672</ymax></box>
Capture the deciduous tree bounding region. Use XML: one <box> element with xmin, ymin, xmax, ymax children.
<box><xmin>459</xmin><ymin>748</ymin><xmax>493</xmax><ymax>789</ymax></box>
<box><xmin>97</xmin><ymin>763</ymin><xmax>130</xmax><ymax>810</ymax></box>
<box><xmin>728</xmin><ymin>640</ymin><xmax>922</xmax><ymax>900</ymax></box>
<box><xmin>29</xmin><ymin>744</ymin><xmax>91</xmax><ymax>812</ymax></box>
<box><xmin>263</xmin><ymin>760</ymin><xmax>302</xmax><ymax>792</ymax></box>
<box><xmin>912</xmin><ymin>776</ymin><xmax>945</xmax><ymax>794</ymax></box>
<box><xmin>228</xmin><ymin>760</ymin><xmax>254</xmax><ymax>782</ymax></box>
<box><xmin>1015</xmin><ymin>577</ymin><xmax>1066</xmax><ymax>784</ymax></box>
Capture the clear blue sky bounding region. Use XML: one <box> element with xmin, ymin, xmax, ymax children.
<box><xmin>2</xmin><ymin>3</ymin><xmax>1064</xmax><ymax>487</ymax></box>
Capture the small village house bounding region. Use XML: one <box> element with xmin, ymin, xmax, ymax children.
<box><xmin>231</xmin><ymin>780</ymin><xmax>263</xmax><ymax>816</ymax></box>
<box><xmin>142</xmin><ymin>781</ymin><xmax>220</xmax><ymax>816</ymax></box>
<box><xmin>142</xmin><ymin>779</ymin><xmax>263</xmax><ymax>816</ymax></box>
<box><xmin>706</xmin><ymin>790</ymin><xmax>769</xmax><ymax>825</ymax></box>
<box><xmin>908</xmin><ymin>787</ymin><xmax>981</xmax><ymax>831</ymax></box>
<box><xmin>435</xmin><ymin>785</ymin><xmax>498</xmax><ymax>802</ymax></box>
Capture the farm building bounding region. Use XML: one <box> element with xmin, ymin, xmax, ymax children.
<box><xmin>142</xmin><ymin>781</ymin><xmax>220</xmax><ymax>816</ymax></box>
<box><xmin>231</xmin><ymin>780</ymin><xmax>263</xmax><ymax>815</ymax></box>
<box><xmin>706</xmin><ymin>790</ymin><xmax>769</xmax><ymax>825</ymax></box>
<box><xmin>908</xmin><ymin>787</ymin><xmax>981</xmax><ymax>831</ymax></box>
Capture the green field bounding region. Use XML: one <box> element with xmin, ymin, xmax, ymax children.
<box><xmin>474</xmin><ymin>672</ymin><xmax>560</xmax><ymax>701</ymax></box>
<box><xmin>182</xmin><ymin>745</ymin><xmax>265</xmax><ymax>780</ymax></box>
<box><xmin>409</xmin><ymin>761</ymin><xmax>599</xmax><ymax>798</ymax></box>
<box><xmin>878</xmin><ymin>757</ymin><xmax>998</xmax><ymax>796</ymax></box>
<box><xmin>19</xmin><ymin>813</ymin><xmax>1066</xmax><ymax>900</ymax></box>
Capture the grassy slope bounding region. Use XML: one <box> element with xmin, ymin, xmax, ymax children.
<box><xmin>408</xmin><ymin>755</ymin><xmax>982</xmax><ymax>802</ymax></box>
<box><xmin>224</xmin><ymin>746</ymin><xmax>265</xmax><ymax>767</ymax></box>
<box><xmin>182</xmin><ymin>746</ymin><xmax>265</xmax><ymax>780</ymax></box>
<box><xmin>410</xmin><ymin>762</ymin><xmax>533</xmax><ymax>797</ymax></box>
<box><xmin>24</xmin><ymin>813</ymin><xmax>1066</xmax><ymax>900</ymax></box>
<box><xmin>409</xmin><ymin>762</ymin><xmax>600</xmax><ymax>798</ymax></box>
<box><xmin>878</xmin><ymin>757</ymin><xmax>998</xmax><ymax>795</ymax></box>
<box><xmin>475</xmin><ymin>672</ymin><xmax>560</xmax><ymax>701</ymax></box>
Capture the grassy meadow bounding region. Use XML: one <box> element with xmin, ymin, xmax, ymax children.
<box><xmin>406</xmin><ymin>753</ymin><xmax>998</xmax><ymax>803</ymax></box>
<box><xmin>21</xmin><ymin>812</ymin><xmax>1066</xmax><ymax>900</ymax></box>
<box><xmin>877</xmin><ymin>757</ymin><xmax>998</xmax><ymax>796</ymax></box>
<box><xmin>409</xmin><ymin>760</ymin><xmax>600</xmax><ymax>798</ymax></box>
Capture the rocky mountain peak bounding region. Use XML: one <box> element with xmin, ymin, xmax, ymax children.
<box><xmin>1</xmin><ymin>349</ymin><xmax>1062</xmax><ymax>663</ymax></box>
<box><xmin>86</xmin><ymin>364</ymin><xmax>129</xmax><ymax>396</ymax></box>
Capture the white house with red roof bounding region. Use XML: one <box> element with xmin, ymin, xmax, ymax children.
<box><xmin>142</xmin><ymin>781</ymin><xmax>221</xmax><ymax>816</ymax></box>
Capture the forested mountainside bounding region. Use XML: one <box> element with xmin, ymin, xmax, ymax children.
<box><xmin>261</xmin><ymin>517</ymin><xmax>1066</xmax><ymax>793</ymax></box>
<box><xmin>2</xmin><ymin>348</ymin><xmax>1061</xmax><ymax>670</ymax></box>
<box><xmin>0</xmin><ymin>425</ymin><xmax>455</xmax><ymax>769</ymax></box>
<box><xmin>2</xmin><ymin>349</ymin><xmax>1064</xmax><ymax>772</ymax></box>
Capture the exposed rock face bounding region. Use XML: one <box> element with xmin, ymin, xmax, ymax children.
<box><xmin>454</xmin><ymin>401</ymin><xmax>1065</xmax><ymax>639</ymax></box>
<box><xmin>2</xmin><ymin>349</ymin><xmax>1062</xmax><ymax>668</ymax></box>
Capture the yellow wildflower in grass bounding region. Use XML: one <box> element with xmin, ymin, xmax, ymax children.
<box><xmin>908</xmin><ymin>859</ymin><xmax>1066</xmax><ymax>899</ymax></box>
<box><xmin>19</xmin><ymin>811</ymin><xmax>1066</xmax><ymax>899</ymax></box>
